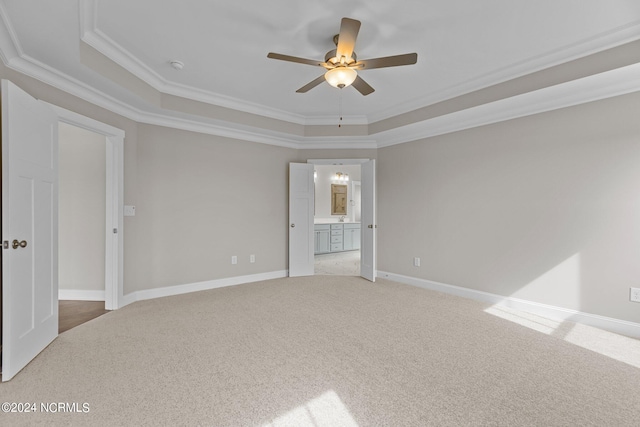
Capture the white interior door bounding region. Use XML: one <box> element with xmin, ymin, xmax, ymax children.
<box><xmin>288</xmin><ymin>163</ymin><xmax>314</xmax><ymax>277</ymax></box>
<box><xmin>361</xmin><ymin>160</ymin><xmax>376</xmax><ymax>282</ymax></box>
<box><xmin>2</xmin><ymin>80</ymin><xmax>59</xmax><ymax>381</ymax></box>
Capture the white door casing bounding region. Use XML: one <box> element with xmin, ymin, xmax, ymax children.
<box><xmin>48</xmin><ymin>103</ymin><xmax>125</xmax><ymax>310</ymax></box>
<box><xmin>2</xmin><ymin>80</ymin><xmax>59</xmax><ymax>381</ymax></box>
<box><xmin>288</xmin><ymin>163</ymin><xmax>315</xmax><ymax>277</ymax></box>
<box><xmin>361</xmin><ymin>160</ymin><xmax>376</xmax><ymax>282</ymax></box>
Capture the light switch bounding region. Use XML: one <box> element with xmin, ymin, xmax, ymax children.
<box><xmin>124</xmin><ymin>205</ymin><xmax>136</xmax><ymax>216</ymax></box>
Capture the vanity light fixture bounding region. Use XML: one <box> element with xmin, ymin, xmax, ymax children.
<box><xmin>334</xmin><ymin>172</ymin><xmax>349</xmax><ymax>182</ymax></box>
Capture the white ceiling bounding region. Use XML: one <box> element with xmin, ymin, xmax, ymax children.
<box><xmin>1</xmin><ymin>0</ymin><xmax>640</xmax><ymax>126</ymax></box>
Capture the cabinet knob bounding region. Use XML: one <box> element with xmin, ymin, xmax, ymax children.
<box><xmin>290</xmin><ymin>223</ymin><xmax>295</xmax><ymax>228</ymax></box>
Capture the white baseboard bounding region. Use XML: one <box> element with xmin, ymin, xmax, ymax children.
<box><xmin>58</xmin><ymin>289</ymin><xmax>106</xmax><ymax>301</ymax></box>
<box><xmin>377</xmin><ymin>271</ymin><xmax>640</xmax><ymax>339</ymax></box>
<box><xmin>121</xmin><ymin>270</ymin><xmax>289</xmax><ymax>306</ymax></box>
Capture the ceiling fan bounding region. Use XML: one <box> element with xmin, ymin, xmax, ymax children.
<box><xmin>267</xmin><ymin>17</ymin><xmax>418</xmax><ymax>96</ymax></box>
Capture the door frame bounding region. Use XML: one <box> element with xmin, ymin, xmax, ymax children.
<box><xmin>306</xmin><ymin>158</ymin><xmax>375</xmax><ymax>279</ymax></box>
<box><xmin>350</xmin><ymin>180</ymin><xmax>361</xmax><ymax>223</ymax></box>
<box><xmin>46</xmin><ymin>104</ymin><xmax>125</xmax><ymax>310</ymax></box>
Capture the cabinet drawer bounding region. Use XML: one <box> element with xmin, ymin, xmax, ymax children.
<box><xmin>331</xmin><ymin>235</ymin><xmax>342</xmax><ymax>243</ymax></box>
<box><xmin>344</xmin><ymin>223</ymin><xmax>360</xmax><ymax>229</ymax></box>
<box><xmin>330</xmin><ymin>224</ymin><xmax>343</xmax><ymax>230</ymax></box>
<box><xmin>314</xmin><ymin>224</ymin><xmax>330</xmax><ymax>231</ymax></box>
<box><xmin>331</xmin><ymin>243</ymin><xmax>343</xmax><ymax>251</ymax></box>
<box><xmin>331</xmin><ymin>229</ymin><xmax>342</xmax><ymax>236</ymax></box>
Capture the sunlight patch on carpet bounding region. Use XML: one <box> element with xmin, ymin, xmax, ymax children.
<box><xmin>262</xmin><ymin>390</ymin><xmax>358</xmax><ymax>427</ymax></box>
<box><xmin>485</xmin><ymin>305</ymin><xmax>640</xmax><ymax>369</ymax></box>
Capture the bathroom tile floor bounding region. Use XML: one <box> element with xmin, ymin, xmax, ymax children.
<box><xmin>314</xmin><ymin>250</ymin><xmax>360</xmax><ymax>276</ymax></box>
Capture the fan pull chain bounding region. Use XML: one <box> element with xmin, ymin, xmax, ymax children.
<box><xmin>338</xmin><ymin>89</ymin><xmax>343</xmax><ymax>128</ymax></box>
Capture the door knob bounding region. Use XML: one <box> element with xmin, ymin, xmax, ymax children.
<box><xmin>290</xmin><ymin>224</ymin><xmax>295</xmax><ymax>228</ymax></box>
<box><xmin>12</xmin><ymin>239</ymin><xmax>27</xmax><ymax>249</ymax></box>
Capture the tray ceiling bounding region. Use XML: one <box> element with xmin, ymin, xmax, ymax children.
<box><xmin>1</xmin><ymin>0</ymin><xmax>639</xmax><ymax>142</ymax></box>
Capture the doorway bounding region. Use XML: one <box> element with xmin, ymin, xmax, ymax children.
<box><xmin>59</xmin><ymin>123</ymin><xmax>107</xmax><ymax>301</ymax></box>
<box><xmin>287</xmin><ymin>159</ymin><xmax>375</xmax><ymax>280</ymax></box>
<box><xmin>51</xmin><ymin>104</ymin><xmax>125</xmax><ymax>310</ymax></box>
<box><xmin>312</xmin><ymin>164</ymin><xmax>362</xmax><ymax>275</ymax></box>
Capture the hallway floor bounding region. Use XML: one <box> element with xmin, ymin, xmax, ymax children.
<box><xmin>314</xmin><ymin>250</ymin><xmax>360</xmax><ymax>275</ymax></box>
<box><xmin>59</xmin><ymin>300</ymin><xmax>109</xmax><ymax>334</ymax></box>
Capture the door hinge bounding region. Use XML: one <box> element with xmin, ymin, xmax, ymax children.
<box><xmin>3</xmin><ymin>240</ymin><xmax>8</xmax><ymax>249</ymax></box>
<box><xmin>113</xmin><ymin>228</ymin><xmax>118</xmax><ymax>234</ymax></box>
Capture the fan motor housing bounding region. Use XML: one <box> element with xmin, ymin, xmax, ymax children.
<box><xmin>324</xmin><ymin>49</ymin><xmax>357</xmax><ymax>66</ymax></box>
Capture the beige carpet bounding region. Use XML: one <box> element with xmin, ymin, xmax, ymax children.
<box><xmin>1</xmin><ymin>276</ymin><xmax>639</xmax><ymax>426</ymax></box>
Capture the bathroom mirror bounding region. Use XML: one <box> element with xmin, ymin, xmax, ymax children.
<box><xmin>331</xmin><ymin>184</ymin><xmax>347</xmax><ymax>215</ymax></box>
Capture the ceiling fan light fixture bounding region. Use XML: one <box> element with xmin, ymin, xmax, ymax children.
<box><xmin>324</xmin><ymin>67</ymin><xmax>357</xmax><ymax>89</ymax></box>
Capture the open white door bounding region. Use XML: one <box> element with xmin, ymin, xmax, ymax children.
<box><xmin>361</xmin><ymin>160</ymin><xmax>376</xmax><ymax>282</ymax></box>
<box><xmin>2</xmin><ymin>80</ymin><xmax>59</xmax><ymax>381</ymax></box>
<box><xmin>288</xmin><ymin>163</ymin><xmax>314</xmax><ymax>277</ymax></box>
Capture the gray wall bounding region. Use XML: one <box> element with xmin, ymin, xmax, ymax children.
<box><xmin>58</xmin><ymin>123</ymin><xmax>106</xmax><ymax>291</ymax></box>
<box><xmin>378</xmin><ymin>92</ymin><xmax>640</xmax><ymax>323</ymax></box>
<box><xmin>0</xmin><ymin>62</ymin><xmax>298</xmax><ymax>296</ymax></box>
<box><xmin>134</xmin><ymin>124</ymin><xmax>298</xmax><ymax>290</ymax></box>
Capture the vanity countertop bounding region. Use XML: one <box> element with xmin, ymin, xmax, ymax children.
<box><xmin>314</xmin><ymin>221</ymin><xmax>361</xmax><ymax>225</ymax></box>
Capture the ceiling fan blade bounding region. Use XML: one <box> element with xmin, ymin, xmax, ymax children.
<box><xmin>351</xmin><ymin>75</ymin><xmax>374</xmax><ymax>96</ymax></box>
<box><xmin>355</xmin><ymin>53</ymin><xmax>418</xmax><ymax>70</ymax></box>
<box><xmin>336</xmin><ymin>18</ymin><xmax>361</xmax><ymax>59</ymax></box>
<box><xmin>296</xmin><ymin>75</ymin><xmax>326</xmax><ymax>93</ymax></box>
<box><xmin>267</xmin><ymin>52</ymin><xmax>324</xmax><ymax>67</ymax></box>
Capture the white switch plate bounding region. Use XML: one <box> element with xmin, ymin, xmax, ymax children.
<box><xmin>231</xmin><ymin>256</ymin><xmax>237</xmax><ymax>265</ymax></box>
<box><xmin>250</xmin><ymin>254</ymin><xmax>255</xmax><ymax>263</ymax></box>
<box><xmin>124</xmin><ymin>205</ymin><xmax>136</xmax><ymax>216</ymax></box>
<box><xmin>414</xmin><ymin>257</ymin><xmax>421</xmax><ymax>267</ymax></box>
<box><xmin>631</xmin><ymin>287</ymin><xmax>640</xmax><ymax>303</ymax></box>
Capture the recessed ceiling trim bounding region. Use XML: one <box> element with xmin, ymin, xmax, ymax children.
<box><xmin>0</xmin><ymin>0</ymin><xmax>22</xmax><ymax>64</ymax></box>
<box><xmin>80</xmin><ymin>0</ymin><xmax>313</xmax><ymax>126</ymax></box>
<box><xmin>296</xmin><ymin>137</ymin><xmax>378</xmax><ymax>150</ymax></box>
<box><xmin>4</xmin><ymin>43</ymin><xmax>639</xmax><ymax>152</ymax></box>
<box><xmin>305</xmin><ymin>115</ymin><xmax>368</xmax><ymax>125</ymax></box>
<box><xmin>376</xmin><ymin>62</ymin><xmax>640</xmax><ymax>148</ymax></box>
<box><xmin>368</xmin><ymin>20</ymin><xmax>640</xmax><ymax>124</ymax></box>
<box><xmin>0</xmin><ymin>50</ymin><xmax>301</xmax><ymax>149</ymax></box>
<box><xmin>1</xmin><ymin>6</ymin><xmax>639</xmax><ymax>152</ymax></box>
<box><xmin>77</xmin><ymin>0</ymin><xmax>640</xmax><ymax>128</ymax></box>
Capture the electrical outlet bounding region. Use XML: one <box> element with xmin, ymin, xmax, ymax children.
<box><xmin>631</xmin><ymin>287</ymin><xmax>640</xmax><ymax>303</ymax></box>
<box><xmin>250</xmin><ymin>254</ymin><xmax>255</xmax><ymax>263</ymax></box>
<box><xmin>413</xmin><ymin>257</ymin><xmax>421</xmax><ymax>267</ymax></box>
<box><xmin>231</xmin><ymin>256</ymin><xmax>237</xmax><ymax>265</ymax></box>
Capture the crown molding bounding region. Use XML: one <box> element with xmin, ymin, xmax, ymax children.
<box><xmin>1</xmin><ymin>4</ymin><xmax>639</xmax><ymax>152</ymax></box>
<box><xmin>4</xmin><ymin>44</ymin><xmax>640</xmax><ymax>152</ymax></box>
<box><xmin>0</xmin><ymin>47</ymin><xmax>369</xmax><ymax>150</ymax></box>
<box><xmin>0</xmin><ymin>1</ymin><xmax>21</xmax><ymax>64</ymax></box>
<box><xmin>376</xmin><ymin>62</ymin><xmax>640</xmax><ymax>148</ymax></box>
<box><xmin>80</xmin><ymin>0</ymin><xmax>313</xmax><ymax>126</ymax></box>
<box><xmin>296</xmin><ymin>137</ymin><xmax>378</xmax><ymax>150</ymax></box>
<box><xmin>81</xmin><ymin>27</ymin><xmax>370</xmax><ymax>127</ymax></box>
<box><xmin>368</xmin><ymin>20</ymin><xmax>640</xmax><ymax>124</ymax></box>
<box><xmin>79</xmin><ymin>0</ymin><xmax>640</xmax><ymax>127</ymax></box>
<box><xmin>304</xmin><ymin>115</ymin><xmax>369</xmax><ymax>126</ymax></box>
